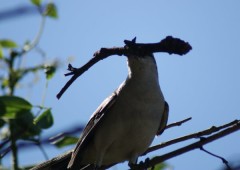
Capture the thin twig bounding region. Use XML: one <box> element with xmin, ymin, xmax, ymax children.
<box><xmin>165</xmin><ymin>117</ymin><xmax>192</xmax><ymax>130</ymax></box>
<box><xmin>131</xmin><ymin>121</ymin><xmax>240</xmax><ymax>170</ymax></box>
<box><xmin>143</xmin><ymin>119</ymin><xmax>239</xmax><ymax>155</ymax></box>
<box><xmin>37</xmin><ymin>143</ymin><xmax>49</xmax><ymax>161</ymax></box>
<box><xmin>56</xmin><ymin>36</ymin><xmax>192</xmax><ymax>99</ymax></box>
<box><xmin>200</xmin><ymin>146</ymin><xmax>232</xmax><ymax>170</ymax></box>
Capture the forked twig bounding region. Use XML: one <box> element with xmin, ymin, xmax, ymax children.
<box><xmin>56</xmin><ymin>36</ymin><xmax>192</xmax><ymax>99</ymax></box>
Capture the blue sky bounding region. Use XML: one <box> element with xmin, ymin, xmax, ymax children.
<box><xmin>1</xmin><ymin>1</ymin><xmax>240</xmax><ymax>170</ymax></box>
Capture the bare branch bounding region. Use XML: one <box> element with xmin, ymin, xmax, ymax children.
<box><xmin>144</xmin><ymin>119</ymin><xmax>239</xmax><ymax>155</ymax></box>
<box><xmin>56</xmin><ymin>36</ymin><xmax>192</xmax><ymax>99</ymax></box>
<box><xmin>31</xmin><ymin>120</ymin><xmax>240</xmax><ymax>170</ymax></box>
<box><xmin>165</xmin><ymin>117</ymin><xmax>192</xmax><ymax>130</ymax></box>
<box><xmin>200</xmin><ymin>146</ymin><xmax>232</xmax><ymax>170</ymax></box>
<box><xmin>131</xmin><ymin>120</ymin><xmax>240</xmax><ymax>170</ymax></box>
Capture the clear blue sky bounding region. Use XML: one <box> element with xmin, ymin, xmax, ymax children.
<box><xmin>1</xmin><ymin>1</ymin><xmax>240</xmax><ymax>170</ymax></box>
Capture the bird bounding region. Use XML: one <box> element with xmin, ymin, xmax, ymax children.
<box><xmin>67</xmin><ymin>53</ymin><xmax>169</xmax><ymax>170</ymax></box>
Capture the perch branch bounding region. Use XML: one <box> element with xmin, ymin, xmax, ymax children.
<box><xmin>144</xmin><ymin>119</ymin><xmax>239</xmax><ymax>155</ymax></box>
<box><xmin>31</xmin><ymin>120</ymin><xmax>239</xmax><ymax>170</ymax></box>
<box><xmin>132</xmin><ymin>120</ymin><xmax>240</xmax><ymax>170</ymax></box>
<box><xmin>56</xmin><ymin>36</ymin><xmax>192</xmax><ymax>99</ymax></box>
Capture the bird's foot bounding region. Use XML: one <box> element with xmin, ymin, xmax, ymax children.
<box><xmin>128</xmin><ymin>162</ymin><xmax>139</xmax><ymax>169</ymax></box>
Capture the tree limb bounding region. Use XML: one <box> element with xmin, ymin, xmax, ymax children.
<box><xmin>165</xmin><ymin>117</ymin><xmax>192</xmax><ymax>130</ymax></box>
<box><xmin>131</xmin><ymin>120</ymin><xmax>240</xmax><ymax>170</ymax></box>
<box><xmin>144</xmin><ymin>119</ymin><xmax>239</xmax><ymax>155</ymax></box>
<box><xmin>31</xmin><ymin>120</ymin><xmax>239</xmax><ymax>170</ymax></box>
<box><xmin>56</xmin><ymin>36</ymin><xmax>192</xmax><ymax>99</ymax></box>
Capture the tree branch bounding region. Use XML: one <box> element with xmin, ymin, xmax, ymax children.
<box><xmin>144</xmin><ymin>119</ymin><xmax>239</xmax><ymax>155</ymax></box>
<box><xmin>56</xmin><ymin>36</ymin><xmax>192</xmax><ymax>99</ymax></box>
<box><xmin>31</xmin><ymin>120</ymin><xmax>239</xmax><ymax>170</ymax></box>
<box><xmin>165</xmin><ymin>117</ymin><xmax>192</xmax><ymax>130</ymax></box>
<box><xmin>200</xmin><ymin>146</ymin><xmax>232</xmax><ymax>170</ymax></box>
<box><xmin>131</xmin><ymin>120</ymin><xmax>240</xmax><ymax>170</ymax></box>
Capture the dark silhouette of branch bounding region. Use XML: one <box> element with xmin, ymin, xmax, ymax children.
<box><xmin>0</xmin><ymin>125</ymin><xmax>84</xmax><ymax>158</ymax></box>
<box><xmin>31</xmin><ymin>120</ymin><xmax>240</xmax><ymax>170</ymax></box>
<box><xmin>130</xmin><ymin>120</ymin><xmax>240</xmax><ymax>170</ymax></box>
<box><xmin>165</xmin><ymin>117</ymin><xmax>192</xmax><ymax>130</ymax></box>
<box><xmin>0</xmin><ymin>117</ymin><xmax>190</xmax><ymax>159</ymax></box>
<box><xmin>56</xmin><ymin>36</ymin><xmax>192</xmax><ymax>99</ymax></box>
<box><xmin>0</xmin><ymin>5</ymin><xmax>38</xmax><ymax>22</ymax></box>
<box><xmin>200</xmin><ymin>146</ymin><xmax>232</xmax><ymax>170</ymax></box>
<box><xmin>144</xmin><ymin>119</ymin><xmax>239</xmax><ymax>155</ymax></box>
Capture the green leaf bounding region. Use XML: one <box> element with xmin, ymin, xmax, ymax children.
<box><xmin>30</xmin><ymin>0</ymin><xmax>42</xmax><ymax>6</ymax></box>
<box><xmin>45</xmin><ymin>65</ymin><xmax>56</xmax><ymax>80</ymax></box>
<box><xmin>0</xmin><ymin>45</ymin><xmax>3</xmax><ymax>58</ymax></box>
<box><xmin>10</xmin><ymin>110</ymin><xmax>41</xmax><ymax>139</ymax></box>
<box><xmin>0</xmin><ymin>39</ymin><xmax>17</xmax><ymax>48</ymax></box>
<box><xmin>1</xmin><ymin>78</ymin><xmax>9</xmax><ymax>89</ymax></box>
<box><xmin>34</xmin><ymin>109</ymin><xmax>53</xmax><ymax>129</ymax></box>
<box><xmin>0</xmin><ymin>96</ymin><xmax>32</xmax><ymax>118</ymax></box>
<box><xmin>45</xmin><ymin>3</ymin><xmax>58</xmax><ymax>19</ymax></box>
<box><xmin>53</xmin><ymin>136</ymin><xmax>79</xmax><ymax>148</ymax></box>
<box><xmin>147</xmin><ymin>162</ymin><xmax>168</xmax><ymax>170</ymax></box>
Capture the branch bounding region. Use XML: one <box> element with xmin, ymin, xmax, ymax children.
<box><xmin>165</xmin><ymin>117</ymin><xmax>192</xmax><ymax>130</ymax></box>
<box><xmin>31</xmin><ymin>120</ymin><xmax>240</xmax><ymax>170</ymax></box>
<box><xmin>200</xmin><ymin>146</ymin><xmax>231</xmax><ymax>170</ymax></box>
<box><xmin>144</xmin><ymin>119</ymin><xmax>239</xmax><ymax>155</ymax></box>
<box><xmin>132</xmin><ymin>120</ymin><xmax>240</xmax><ymax>170</ymax></box>
<box><xmin>56</xmin><ymin>36</ymin><xmax>192</xmax><ymax>99</ymax></box>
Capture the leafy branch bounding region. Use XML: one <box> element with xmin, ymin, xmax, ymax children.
<box><xmin>0</xmin><ymin>1</ymin><xmax>58</xmax><ymax>170</ymax></box>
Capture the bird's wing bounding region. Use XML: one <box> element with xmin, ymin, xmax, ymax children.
<box><xmin>67</xmin><ymin>92</ymin><xmax>118</xmax><ymax>169</ymax></box>
<box><xmin>156</xmin><ymin>101</ymin><xmax>169</xmax><ymax>136</ymax></box>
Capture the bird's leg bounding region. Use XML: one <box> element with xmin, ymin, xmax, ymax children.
<box><xmin>128</xmin><ymin>155</ymin><xmax>139</xmax><ymax>169</ymax></box>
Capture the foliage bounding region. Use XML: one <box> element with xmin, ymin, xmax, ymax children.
<box><xmin>0</xmin><ymin>1</ymin><xmax>60</xmax><ymax>169</ymax></box>
<box><xmin>52</xmin><ymin>136</ymin><xmax>79</xmax><ymax>148</ymax></box>
<box><xmin>147</xmin><ymin>162</ymin><xmax>168</xmax><ymax>170</ymax></box>
<box><xmin>0</xmin><ymin>1</ymin><xmax>176</xmax><ymax>170</ymax></box>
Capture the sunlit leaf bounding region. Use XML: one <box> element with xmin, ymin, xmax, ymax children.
<box><xmin>34</xmin><ymin>109</ymin><xmax>53</xmax><ymax>129</ymax></box>
<box><xmin>0</xmin><ymin>39</ymin><xmax>17</xmax><ymax>48</ymax></box>
<box><xmin>53</xmin><ymin>136</ymin><xmax>79</xmax><ymax>148</ymax></box>
<box><xmin>45</xmin><ymin>65</ymin><xmax>56</xmax><ymax>80</ymax></box>
<box><xmin>30</xmin><ymin>0</ymin><xmax>42</xmax><ymax>6</ymax></box>
<box><xmin>1</xmin><ymin>78</ymin><xmax>9</xmax><ymax>89</ymax></box>
<box><xmin>45</xmin><ymin>3</ymin><xmax>58</xmax><ymax>19</ymax></box>
<box><xmin>0</xmin><ymin>96</ymin><xmax>32</xmax><ymax>118</ymax></box>
<box><xmin>147</xmin><ymin>162</ymin><xmax>168</xmax><ymax>170</ymax></box>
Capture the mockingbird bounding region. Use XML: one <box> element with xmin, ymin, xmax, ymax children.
<box><xmin>67</xmin><ymin>53</ymin><xmax>169</xmax><ymax>170</ymax></box>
